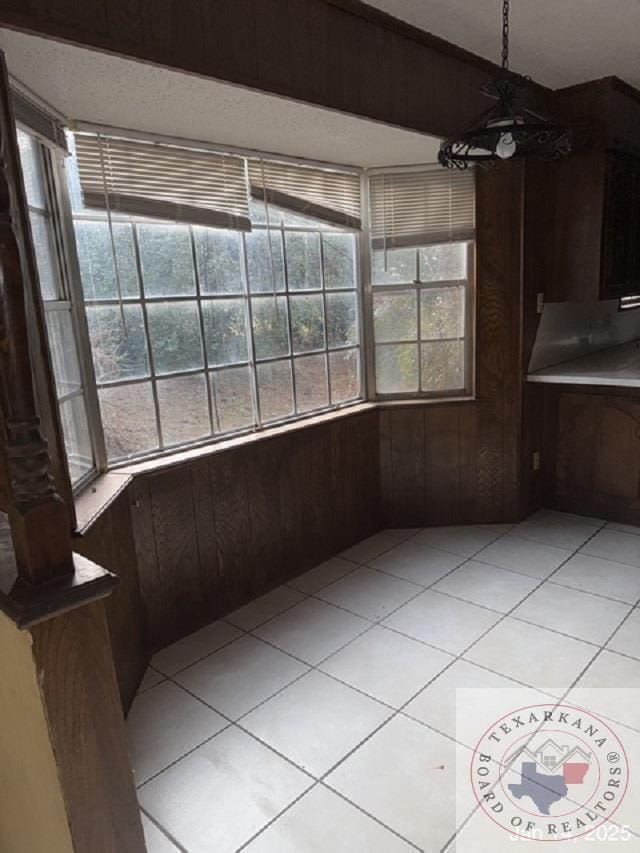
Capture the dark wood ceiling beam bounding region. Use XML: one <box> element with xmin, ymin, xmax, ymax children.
<box><xmin>0</xmin><ymin>0</ymin><xmax>552</xmax><ymax>139</ymax></box>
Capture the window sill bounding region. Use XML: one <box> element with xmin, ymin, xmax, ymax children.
<box><xmin>74</xmin><ymin>395</ymin><xmax>477</xmax><ymax>532</ymax></box>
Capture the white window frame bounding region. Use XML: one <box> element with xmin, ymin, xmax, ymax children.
<box><xmin>363</xmin><ymin>164</ymin><xmax>476</xmax><ymax>401</ymax></box>
<box><xmin>18</xmin><ymin>126</ymin><xmax>106</xmax><ymax>488</ymax></box>
<box><xmin>20</xmin><ymin>116</ymin><xmax>479</xmax><ymax>485</ymax></box>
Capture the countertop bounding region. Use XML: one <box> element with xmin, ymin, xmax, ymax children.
<box><xmin>527</xmin><ymin>339</ymin><xmax>640</xmax><ymax>388</ymax></box>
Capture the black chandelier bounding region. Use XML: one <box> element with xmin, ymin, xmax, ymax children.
<box><xmin>439</xmin><ymin>0</ymin><xmax>572</xmax><ymax>168</ymax></box>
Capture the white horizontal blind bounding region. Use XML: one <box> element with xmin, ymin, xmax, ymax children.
<box><xmin>12</xmin><ymin>87</ymin><xmax>67</xmax><ymax>151</ymax></box>
<box><xmin>248</xmin><ymin>158</ymin><xmax>361</xmax><ymax>230</ymax></box>
<box><xmin>74</xmin><ymin>133</ymin><xmax>251</xmax><ymax>231</ymax></box>
<box><xmin>369</xmin><ymin>168</ymin><xmax>475</xmax><ymax>250</ymax></box>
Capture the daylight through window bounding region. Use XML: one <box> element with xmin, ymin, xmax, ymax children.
<box><xmin>68</xmin><ymin>136</ymin><xmax>363</xmax><ymax>463</ymax></box>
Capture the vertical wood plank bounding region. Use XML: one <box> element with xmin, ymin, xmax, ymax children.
<box><xmin>30</xmin><ymin>601</ymin><xmax>146</xmax><ymax>852</ymax></box>
<box><xmin>425</xmin><ymin>406</ymin><xmax>461</xmax><ymax>524</ymax></box>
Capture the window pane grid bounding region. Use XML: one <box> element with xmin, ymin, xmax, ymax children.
<box><xmin>78</xmin><ymin>214</ymin><xmax>361</xmax><ymax>463</ymax></box>
<box><xmin>18</xmin><ymin>129</ymin><xmax>98</xmax><ymax>488</ymax></box>
<box><xmin>371</xmin><ymin>242</ymin><xmax>473</xmax><ymax>398</ymax></box>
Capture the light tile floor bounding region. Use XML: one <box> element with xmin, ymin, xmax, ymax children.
<box><xmin>131</xmin><ymin>510</ymin><xmax>640</xmax><ymax>852</ymax></box>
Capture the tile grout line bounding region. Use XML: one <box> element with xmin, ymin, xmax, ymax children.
<box><xmin>139</xmin><ymin>805</ymin><xmax>190</xmax><ymax>853</ymax></box>
<box><xmin>136</xmin><ymin>516</ymin><xmax>640</xmax><ymax>851</ymax></box>
<box><xmin>444</xmin><ymin>519</ymin><xmax>640</xmax><ymax>850</ymax></box>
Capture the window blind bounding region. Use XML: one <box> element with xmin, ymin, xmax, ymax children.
<box><xmin>12</xmin><ymin>87</ymin><xmax>67</xmax><ymax>151</ymax></box>
<box><xmin>369</xmin><ymin>168</ymin><xmax>475</xmax><ymax>250</ymax></box>
<box><xmin>74</xmin><ymin>133</ymin><xmax>252</xmax><ymax>231</ymax></box>
<box><xmin>248</xmin><ymin>159</ymin><xmax>361</xmax><ymax>230</ymax></box>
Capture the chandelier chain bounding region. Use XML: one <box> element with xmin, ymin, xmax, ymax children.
<box><xmin>501</xmin><ymin>0</ymin><xmax>510</xmax><ymax>69</ymax></box>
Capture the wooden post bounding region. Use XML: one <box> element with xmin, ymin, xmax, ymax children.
<box><xmin>0</xmin><ymin>48</ymin><xmax>146</xmax><ymax>853</ymax></box>
<box><xmin>0</xmin><ymin>52</ymin><xmax>73</xmax><ymax>583</ymax></box>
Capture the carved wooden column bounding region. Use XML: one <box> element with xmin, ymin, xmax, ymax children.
<box><xmin>0</xmin><ymin>53</ymin><xmax>72</xmax><ymax>584</ymax></box>
<box><xmin>0</xmin><ymin>49</ymin><xmax>146</xmax><ymax>853</ymax></box>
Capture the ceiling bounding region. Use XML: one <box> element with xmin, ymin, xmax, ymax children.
<box><xmin>0</xmin><ymin>29</ymin><xmax>440</xmax><ymax>169</ymax></box>
<box><xmin>366</xmin><ymin>0</ymin><xmax>640</xmax><ymax>90</ymax></box>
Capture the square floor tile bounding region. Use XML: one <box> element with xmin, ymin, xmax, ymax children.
<box><xmin>432</xmin><ymin>561</ymin><xmax>539</xmax><ymax>613</ymax></box>
<box><xmin>316</xmin><ymin>567</ymin><xmax>421</xmax><ymax>621</ymax></box>
<box><xmin>570</xmin><ymin>650</ymin><xmax>640</xmax><ymax>730</ymax></box>
<box><xmin>581</xmin><ymin>528</ymin><xmax>640</xmax><ymax>568</ymax></box>
<box><xmin>512</xmin><ymin>512</ymin><xmax>600</xmax><ymax>550</ymax></box>
<box><xmin>412</xmin><ymin>524</ymin><xmax>510</xmax><ymax>558</ymax></box>
<box><xmin>370</xmin><ymin>541</ymin><xmax>465</xmax><ymax>586</ymax></box>
<box><xmin>606</xmin><ymin>609</ymin><xmax>640</xmax><ymax>659</ymax></box>
<box><xmin>141</xmin><ymin>814</ymin><xmax>180</xmax><ymax>852</ymax></box>
<box><xmin>340</xmin><ymin>532</ymin><xmax>400</xmax><ymax>565</ymax></box>
<box><xmin>174</xmin><ymin>635</ymin><xmax>309</xmax><ymax>719</ymax></box>
<box><xmin>288</xmin><ymin>557</ymin><xmax>356</xmax><ymax>594</ymax></box>
<box><xmin>512</xmin><ymin>583</ymin><xmax>632</xmax><ymax>645</ymax></box>
<box><xmin>253</xmin><ymin>598</ymin><xmax>370</xmax><ymax>665</ymax></box>
<box><xmin>127</xmin><ymin>681</ymin><xmax>226</xmax><ymax>785</ymax></box>
<box><xmin>225</xmin><ymin>586</ymin><xmax>306</xmax><ymax>631</ymax></box>
<box><xmin>382</xmin><ymin>589</ymin><xmax>501</xmax><ymax>655</ymax></box>
<box><xmin>319</xmin><ymin>624</ymin><xmax>453</xmax><ymax>708</ymax></box>
<box><xmin>474</xmin><ymin>534</ymin><xmax>571</xmax><ymax>579</ymax></box>
<box><xmin>574</xmin><ymin>649</ymin><xmax>640</xmax><ymax>690</ymax></box>
<box><xmin>464</xmin><ymin>617</ymin><xmax>596</xmax><ymax>694</ymax></box>
<box><xmin>139</xmin><ymin>667</ymin><xmax>165</xmax><ymax>693</ymax></box>
<box><xmin>607</xmin><ymin>521</ymin><xmax>640</xmax><ymax>537</ymax></box>
<box><xmin>241</xmin><ymin>670</ymin><xmax>392</xmax><ymax>776</ymax></box>
<box><xmin>244</xmin><ymin>784</ymin><xmax>414</xmax><ymax>852</ymax></box>
<box><xmin>403</xmin><ymin>659</ymin><xmax>547</xmax><ymax>746</ymax></box>
<box><xmin>151</xmin><ymin>621</ymin><xmax>242</xmax><ymax>676</ymax></box>
<box><xmin>139</xmin><ymin>727</ymin><xmax>312</xmax><ymax>853</ymax></box>
<box><xmin>326</xmin><ymin>715</ymin><xmax>460</xmax><ymax>851</ymax></box>
<box><xmin>551</xmin><ymin>553</ymin><xmax>640</xmax><ymax>604</ymax></box>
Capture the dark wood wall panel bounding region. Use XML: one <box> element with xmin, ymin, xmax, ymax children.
<box><xmin>2</xmin><ymin>1</ymin><xmax>551</xmax><ymax>141</ymax></box>
<box><xmin>380</xmin><ymin>164</ymin><xmax>525</xmax><ymax>527</ymax></box>
<box><xmin>545</xmin><ymin>388</ymin><xmax>640</xmax><ymax>524</ymax></box>
<box><xmin>30</xmin><ymin>601</ymin><xmax>145</xmax><ymax>852</ymax></box>
<box><xmin>130</xmin><ymin>410</ymin><xmax>379</xmax><ymax>651</ymax></box>
<box><xmin>74</xmin><ymin>490</ymin><xmax>146</xmax><ymax>712</ymax></box>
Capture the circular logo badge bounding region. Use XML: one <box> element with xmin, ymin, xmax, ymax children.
<box><xmin>470</xmin><ymin>703</ymin><xmax>629</xmax><ymax>842</ymax></box>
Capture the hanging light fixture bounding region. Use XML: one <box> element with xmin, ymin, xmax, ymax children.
<box><xmin>439</xmin><ymin>0</ymin><xmax>572</xmax><ymax>168</ymax></box>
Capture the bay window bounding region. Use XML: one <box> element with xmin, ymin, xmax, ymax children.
<box><xmin>16</xmin><ymin>118</ymin><xmax>476</xmax><ymax>484</ymax></box>
<box><xmin>68</xmin><ymin>134</ymin><xmax>362</xmax><ymax>463</ymax></box>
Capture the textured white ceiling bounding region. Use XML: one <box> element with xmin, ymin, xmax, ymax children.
<box><xmin>366</xmin><ymin>0</ymin><xmax>640</xmax><ymax>90</ymax></box>
<box><xmin>0</xmin><ymin>29</ymin><xmax>440</xmax><ymax>168</ymax></box>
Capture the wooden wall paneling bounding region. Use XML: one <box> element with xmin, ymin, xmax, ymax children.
<box><xmin>331</xmin><ymin>411</ymin><xmax>380</xmax><ymax>549</ymax></box>
<box><xmin>144</xmin><ymin>466</ymin><xmax>204</xmax><ymax>648</ymax></box>
<box><xmin>189</xmin><ymin>459</ymin><xmax>220</xmax><ymax>608</ymax></box>
<box><xmin>286</xmin><ymin>0</ymin><xmax>331</xmax><ymax>105</ymax></box>
<box><xmin>277</xmin><ymin>425</ymin><xmax>334</xmax><ymax>572</ymax></box>
<box><xmin>209</xmin><ymin>448</ymin><xmax>253</xmax><ymax>610</ymax></box>
<box><xmin>425</xmin><ymin>405</ymin><xmax>461</xmax><ymax>524</ymax></box>
<box><xmin>1</xmin><ymin>0</ymin><xmax>551</xmax><ymax>141</ymax></box>
<box><xmin>251</xmin><ymin>0</ymin><xmax>293</xmax><ymax>91</ymax></box>
<box><xmin>75</xmin><ymin>489</ymin><xmax>147</xmax><ymax>712</ymax></box>
<box><xmin>385</xmin><ymin>408</ymin><xmax>427</xmax><ymax>526</ymax></box>
<box><xmin>458</xmin><ymin>403</ymin><xmax>478</xmax><ymax>523</ymax></box>
<box><xmin>474</xmin><ymin>163</ymin><xmax>524</xmax><ymax>521</ymax></box>
<box><xmin>551</xmin><ymin>389</ymin><xmax>640</xmax><ymax>523</ymax></box>
<box><xmin>244</xmin><ymin>438</ymin><xmax>285</xmax><ymax>591</ymax></box>
<box><xmin>200</xmin><ymin>0</ymin><xmax>259</xmax><ymax>85</ymax></box>
<box><xmin>593</xmin><ymin>396</ymin><xmax>640</xmax><ymax>501</ymax></box>
<box><xmin>30</xmin><ymin>600</ymin><xmax>146</xmax><ymax>852</ymax></box>
<box><xmin>555</xmin><ymin>393</ymin><xmax>601</xmax><ymax>502</ymax></box>
<box><xmin>378</xmin><ymin>410</ymin><xmax>393</xmax><ymax>525</ymax></box>
<box><xmin>103</xmin><ymin>0</ymin><xmax>144</xmax><ymax>52</ymax></box>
